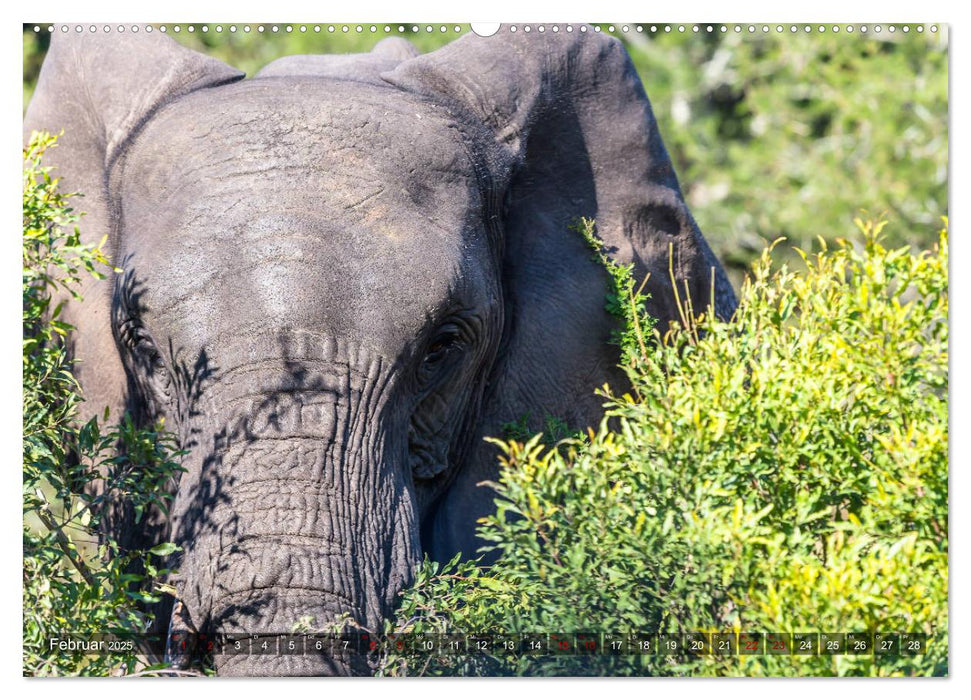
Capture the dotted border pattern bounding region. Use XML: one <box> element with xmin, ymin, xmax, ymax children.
<box><xmin>30</xmin><ymin>24</ymin><xmax>941</xmax><ymax>36</ymax></box>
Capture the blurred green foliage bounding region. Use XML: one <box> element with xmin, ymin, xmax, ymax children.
<box><xmin>627</xmin><ymin>27</ymin><xmax>948</xmax><ymax>280</ymax></box>
<box><xmin>22</xmin><ymin>24</ymin><xmax>948</xmax><ymax>282</ymax></box>
<box><xmin>380</xmin><ymin>217</ymin><xmax>948</xmax><ymax>677</ymax></box>
<box><xmin>23</xmin><ymin>132</ymin><xmax>186</xmax><ymax>676</ymax></box>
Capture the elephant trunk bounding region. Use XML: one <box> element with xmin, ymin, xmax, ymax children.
<box><xmin>167</xmin><ymin>349</ymin><xmax>420</xmax><ymax>676</ymax></box>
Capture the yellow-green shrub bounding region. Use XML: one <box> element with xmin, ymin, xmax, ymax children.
<box><xmin>384</xmin><ymin>217</ymin><xmax>948</xmax><ymax>677</ymax></box>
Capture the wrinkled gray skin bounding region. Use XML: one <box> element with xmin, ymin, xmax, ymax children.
<box><xmin>25</xmin><ymin>28</ymin><xmax>736</xmax><ymax>676</ymax></box>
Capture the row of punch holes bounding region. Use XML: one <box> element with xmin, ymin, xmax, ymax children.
<box><xmin>31</xmin><ymin>24</ymin><xmax>940</xmax><ymax>36</ymax></box>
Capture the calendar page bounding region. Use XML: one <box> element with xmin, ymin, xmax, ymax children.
<box><xmin>22</xmin><ymin>20</ymin><xmax>948</xmax><ymax>678</ymax></box>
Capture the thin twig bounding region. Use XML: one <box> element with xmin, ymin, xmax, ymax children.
<box><xmin>668</xmin><ymin>243</ymin><xmax>691</xmax><ymax>334</ymax></box>
<box><xmin>683</xmin><ymin>279</ymin><xmax>700</xmax><ymax>345</ymax></box>
<box><xmin>627</xmin><ymin>278</ymin><xmax>650</xmax><ymax>363</ymax></box>
<box><xmin>34</xmin><ymin>490</ymin><xmax>97</xmax><ymax>587</ymax></box>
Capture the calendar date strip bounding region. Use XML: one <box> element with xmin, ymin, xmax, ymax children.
<box><xmin>43</xmin><ymin>631</ymin><xmax>930</xmax><ymax>657</ymax></box>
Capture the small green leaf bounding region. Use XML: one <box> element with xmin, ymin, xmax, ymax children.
<box><xmin>148</xmin><ymin>542</ymin><xmax>180</xmax><ymax>557</ymax></box>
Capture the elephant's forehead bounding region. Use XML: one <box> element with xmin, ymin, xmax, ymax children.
<box><xmin>120</xmin><ymin>79</ymin><xmax>494</xmax><ymax>351</ymax></box>
<box><xmin>133</xmin><ymin>78</ymin><xmax>479</xmax><ymax>194</ymax></box>
<box><xmin>128</xmin><ymin>79</ymin><xmax>483</xmax><ymax>244</ymax></box>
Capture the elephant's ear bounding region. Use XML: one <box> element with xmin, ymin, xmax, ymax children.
<box><xmin>384</xmin><ymin>27</ymin><xmax>736</xmax><ymax>324</ymax></box>
<box><xmin>24</xmin><ymin>31</ymin><xmax>243</xmax><ymax>422</ymax></box>
<box><xmin>383</xmin><ymin>27</ymin><xmax>737</xmax><ymax>560</ymax></box>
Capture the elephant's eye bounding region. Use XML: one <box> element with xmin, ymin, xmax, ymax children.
<box><xmin>123</xmin><ymin>323</ymin><xmax>156</xmax><ymax>357</ymax></box>
<box><xmin>425</xmin><ymin>337</ymin><xmax>453</xmax><ymax>361</ymax></box>
<box><xmin>418</xmin><ymin>324</ymin><xmax>463</xmax><ymax>381</ymax></box>
<box><xmin>423</xmin><ymin>330</ymin><xmax>460</xmax><ymax>364</ymax></box>
<box><xmin>120</xmin><ymin>319</ymin><xmax>173</xmax><ymax>403</ymax></box>
<box><xmin>146</xmin><ymin>345</ymin><xmax>166</xmax><ymax>371</ymax></box>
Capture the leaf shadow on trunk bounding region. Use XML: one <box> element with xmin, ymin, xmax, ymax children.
<box><xmin>104</xmin><ymin>268</ymin><xmax>400</xmax><ymax>674</ymax></box>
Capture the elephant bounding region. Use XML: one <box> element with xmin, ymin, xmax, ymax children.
<box><xmin>24</xmin><ymin>26</ymin><xmax>736</xmax><ymax>676</ymax></box>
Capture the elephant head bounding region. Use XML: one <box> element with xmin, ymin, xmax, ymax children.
<box><xmin>24</xmin><ymin>26</ymin><xmax>736</xmax><ymax>676</ymax></box>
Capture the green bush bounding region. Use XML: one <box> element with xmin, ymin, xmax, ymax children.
<box><xmin>381</xmin><ymin>217</ymin><xmax>948</xmax><ymax>677</ymax></box>
<box><xmin>23</xmin><ymin>132</ymin><xmax>185</xmax><ymax>676</ymax></box>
